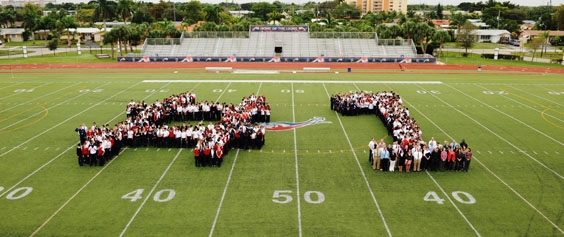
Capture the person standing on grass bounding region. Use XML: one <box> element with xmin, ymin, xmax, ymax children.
<box><xmin>380</xmin><ymin>145</ymin><xmax>390</xmax><ymax>172</ymax></box>
<box><xmin>464</xmin><ymin>148</ymin><xmax>472</xmax><ymax>172</ymax></box>
<box><xmin>397</xmin><ymin>147</ymin><xmax>405</xmax><ymax>173</ymax></box>
<box><xmin>430</xmin><ymin>147</ymin><xmax>441</xmax><ymax>171</ymax></box>
<box><xmin>428</xmin><ymin>137</ymin><xmax>438</xmax><ymax>153</ymax></box>
<box><xmin>404</xmin><ymin>149</ymin><xmax>414</xmax><ymax>173</ymax></box>
<box><xmin>368</xmin><ymin>138</ymin><xmax>376</xmax><ymax>165</ymax></box>
<box><xmin>216</xmin><ymin>145</ymin><xmax>224</xmax><ymax>167</ymax></box>
<box><xmin>447</xmin><ymin>147</ymin><xmax>456</xmax><ymax>171</ymax></box>
<box><xmin>422</xmin><ymin>145</ymin><xmax>431</xmax><ymax>171</ymax></box>
<box><xmin>455</xmin><ymin>147</ymin><xmax>466</xmax><ymax>172</ymax></box>
<box><xmin>412</xmin><ymin>144</ymin><xmax>422</xmax><ymax>172</ymax></box>
<box><xmin>440</xmin><ymin>146</ymin><xmax>447</xmax><ymax>171</ymax></box>
<box><xmin>194</xmin><ymin>143</ymin><xmax>202</xmax><ymax>167</ymax></box>
<box><xmin>460</xmin><ymin>139</ymin><xmax>468</xmax><ymax>149</ymax></box>
<box><xmin>389</xmin><ymin>148</ymin><xmax>398</xmax><ymax>172</ymax></box>
<box><xmin>89</xmin><ymin>142</ymin><xmax>98</xmax><ymax>167</ymax></box>
<box><xmin>77</xmin><ymin>143</ymin><xmax>84</xmax><ymax>166</ymax></box>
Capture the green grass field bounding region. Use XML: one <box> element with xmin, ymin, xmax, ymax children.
<box><xmin>1</xmin><ymin>67</ymin><xmax>564</xmax><ymax>236</ymax></box>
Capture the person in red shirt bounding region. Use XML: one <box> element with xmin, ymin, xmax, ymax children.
<box><xmin>193</xmin><ymin>146</ymin><xmax>201</xmax><ymax>167</ymax></box>
<box><xmin>81</xmin><ymin>144</ymin><xmax>90</xmax><ymax>166</ymax></box>
<box><xmin>203</xmin><ymin>145</ymin><xmax>211</xmax><ymax>167</ymax></box>
<box><xmin>447</xmin><ymin>147</ymin><xmax>456</xmax><ymax>171</ymax></box>
<box><xmin>216</xmin><ymin>145</ymin><xmax>223</xmax><ymax>167</ymax></box>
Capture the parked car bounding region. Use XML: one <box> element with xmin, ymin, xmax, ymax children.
<box><xmin>508</xmin><ymin>39</ymin><xmax>520</xmax><ymax>46</ymax></box>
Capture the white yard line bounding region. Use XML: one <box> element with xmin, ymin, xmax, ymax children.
<box><xmin>323</xmin><ymin>83</ymin><xmax>392</xmax><ymax>237</ymax></box>
<box><xmin>424</xmin><ymin>171</ymin><xmax>482</xmax><ymax>236</ymax></box>
<box><xmin>440</xmin><ymin>83</ymin><xmax>564</xmax><ymax>179</ymax></box>
<box><xmin>120</xmin><ymin>149</ymin><xmax>183</xmax><ymax>237</ymax></box>
<box><xmin>0</xmin><ymin>82</ymin><xmax>51</xmax><ymax>101</ymax></box>
<box><xmin>2</xmin><ymin>82</ymin><xmax>172</xmax><ymax>225</ymax></box>
<box><xmin>0</xmin><ymin>145</ymin><xmax>74</xmax><ymax>198</ymax></box>
<box><xmin>509</xmin><ymin>85</ymin><xmax>564</xmax><ymax>107</ymax></box>
<box><xmin>209</xmin><ymin>149</ymin><xmax>240</xmax><ymax>237</ymax></box>
<box><xmin>291</xmin><ymin>82</ymin><xmax>303</xmax><ymax>237</ymax></box>
<box><xmin>475</xmin><ymin>84</ymin><xmax>564</xmax><ymax>123</ymax></box>
<box><xmin>0</xmin><ymin>83</ymin><xmax>78</xmax><ymax>113</ymax></box>
<box><xmin>404</xmin><ymin>89</ymin><xmax>563</xmax><ymax>235</ymax></box>
<box><xmin>143</xmin><ymin>80</ymin><xmax>442</xmax><ymax>84</ymax></box>
<box><xmin>256</xmin><ymin>81</ymin><xmax>263</xmax><ymax>95</ymax></box>
<box><xmin>29</xmin><ymin>148</ymin><xmax>128</xmax><ymax>236</ymax></box>
<box><xmin>380</xmin><ymin>82</ymin><xmax>480</xmax><ymax>236</ymax></box>
<box><xmin>0</xmin><ymin>82</ymin><xmax>138</xmax><ymax>158</ymax></box>
<box><xmin>214</xmin><ymin>82</ymin><xmax>232</xmax><ymax>103</ymax></box>
<box><xmin>0</xmin><ymin>82</ymin><xmax>112</xmax><ymax>132</ymax></box>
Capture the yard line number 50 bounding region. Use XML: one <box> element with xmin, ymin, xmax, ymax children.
<box><xmin>272</xmin><ymin>190</ymin><xmax>325</xmax><ymax>204</ymax></box>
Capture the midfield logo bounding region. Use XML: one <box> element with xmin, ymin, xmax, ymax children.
<box><xmin>263</xmin><ymin>117</ymin><xmax>332</xmax><ymax>131</ymax></box>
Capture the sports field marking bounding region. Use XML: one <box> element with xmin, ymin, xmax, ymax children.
<box><xmin>0</xmin><ymin>82</ymin><xmax>140</xmax><ymax>158</ymax></box>
<box><xmin>209</xmin><ymin>149</ymin><xmax>240</xmax><ymax>237</ymax></box>
<box><xmin>0</xmin><ymin>83</ymin><xmax>78</xmax><ymax>113</ymax></box>
<box><xmin>29</xmin><ymin>148</ymin><xmax>127</xmax><ymax>236</ymax></box>
<box><xmin>402</xmin><ymin>92</ymin><xmax>564</xmax><ymax>235</ymax></box>
<box><xmin>379</xmin><ymin>83</ymin><xmax>478</xmax><ymax>234</ymax></box>
<box><xmin>0</xmin><ymin>82</ymin><xmax>51</xmax><ymax>101</ymax></box>
<box><xmin>323</xmin><ymin>83</ymin><xmax>392</xmax><ymax>236</ymax></box>
<box><xmin>507</xmin><ymin>85</ymin><xmax>564</xmax><ymax>107</ymax></box>
<box><xmin>0</xmin><ymin>145</ymin><xmax>74</xmax><ymax>198</ymax></box>
<box><xmin>439</xmin><ymin>84</ymin><xmax>564</xmax><ymax>179</ymax></box>
<box><xmin>291</xmin><ymin>82</ymin><xmax>303</xmax><ymax>237</ymax></box>
<box><xmin>0</xmin><ymin>81</ymin><xmax>24</xmax><ymax>91</ymax></box>
<box><xmin>0</xmin><ymin>83</ymin><xmax>109</xmax><ymax>131</ymax></box>
<box><xmin>475</xmin><ymin>84</ymin><xmax>564</xmax><ymax>124</ymax></box>
<box><xmin>425</xmin><ymin>172</ymin><xmax>481</xmax><ymax>236</ymax></box>
<box><xmin>214</xmin><ymin>82</ymin><xmax>232</xmax><ymax>102</ymax></box>
<box><xmin>143</xmin><ymin>80</ymin><xmax>442</xmax><ymax>84</ymax></box>
<box><xmin>0</xmin><ymin>81</ymin><xmax>173</xmax><ymax>200</ymax></box>
<box><xmin>120</xmin><ymin>149</ymin><xmax>183</xmax><ymax>237</ymax></box>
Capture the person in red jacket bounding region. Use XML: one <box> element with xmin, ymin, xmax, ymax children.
<box><xmin>193</xmin><ymin>146</ymin><xmax>201</xmax><ymax>167</ymax></box>
<box><xmin>216</xmin><ymin>145</ymin><xmax>223</xmax><ymax>167</ymax></box>
<box><xmin>203</xmin><ymin>144</ymin><xmax>211</xmax><ymax>167</ymax></box>
<box><xmin>447</xmin><ymin>147</ymin><xmax>456</xmax><ymax>171</ymax></box>
<box><xmin>82</xmin><ymin>143</ymin><xmax>90</xmax><ymax>166</ymax></box>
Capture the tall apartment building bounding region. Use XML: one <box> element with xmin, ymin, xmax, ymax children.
<box><xmin>347</xmin><ymin>0</ymin><xmax>407</xmax><ymax>15</ymax></box>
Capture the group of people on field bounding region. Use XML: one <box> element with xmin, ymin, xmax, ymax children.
<box><xmin>368</xmin><ymin>137</ymin><xmax>472</xmax><ymax>173</ymax></box>
<box><xmin>75</xmin><ymin>93</ymin><xmax>268</xmax><ymax>167</ymax></box>
<box><xmin>330</xmin><ymin>90</ymin><xmax>472</xmax><ymax>173</ymax></box>
<box><xmin>75</xmin><ymin>122</ymin><xmax>123</xmax><ymax>167</ymax></box>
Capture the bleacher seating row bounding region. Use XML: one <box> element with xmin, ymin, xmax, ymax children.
<box><xmin>142</xmin><ymin>32</ymin><xmax>417</xmax><ymax>58</ymax></box>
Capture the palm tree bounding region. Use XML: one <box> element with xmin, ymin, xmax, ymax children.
<box><xmin>402</xmin><ymin>21</ymin><xmax>416</xmax><ymax>40</ymax></box>
<box><xmin>433</xmin><ymin>30</ymin><xmax>451</xmax><ymax>59</ymax></box>
<box><xmin>204</xmin><ymin>5</ymin><xmax>222</xmax><ymax>24</ymax></box>
<box><xmin>22</xmin><ymin>3</ymin><xmax>42</xmax><ymax>41</ymax></box>
<box><xmin>117</xmin><ymin>0</ymin><xmax>134</xmax><ymax>23</ymax></box>
<box><xmin>0</xmin><ymin>8</ymin><xmax>16</xmax><ymax>28</ymax></box>
<box><xmin>413</xmin><ymin>22</ymin><xmax>436</xmax><ymax>54</ymax></box>
<box><xmin>90</xmin><ymin>0</ymin><xmax>117</xmax><ymax>31</ymax></box>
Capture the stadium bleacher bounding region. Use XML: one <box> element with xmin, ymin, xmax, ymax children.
<box><xmin>131</xmin><ymin>26</ymin><xmax>432</xmax><ymax>63</ymax></box>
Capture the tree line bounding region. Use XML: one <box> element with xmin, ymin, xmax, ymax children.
<box><xmin>0</xmin><ymin>0</ymin><xmax>563</xmax><ymax>57</ymax></box>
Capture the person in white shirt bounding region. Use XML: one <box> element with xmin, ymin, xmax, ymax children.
<box><xmin>412</xmin><ymin>145</ymin><xmax>423</xmax><ymax>172</ymax></box>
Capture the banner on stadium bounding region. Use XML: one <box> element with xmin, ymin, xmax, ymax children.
<box><xmin>250</xmin><ymin>25</ymin><xmax>309</xmax><ymax>32</ymax></box>
<box><xmin>117</xmin><ymin>56</ymin><xmax>435</xmax><ymax>63</ymax></box>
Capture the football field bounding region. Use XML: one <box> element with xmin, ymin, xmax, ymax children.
<box><xmin>1</xmin><ymin>67</ymin><xmax>564</xmax><ymax>236</ymax></box>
